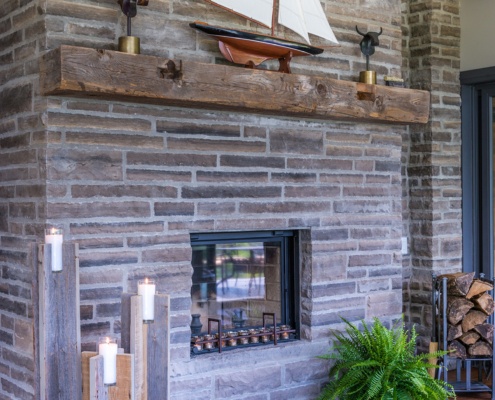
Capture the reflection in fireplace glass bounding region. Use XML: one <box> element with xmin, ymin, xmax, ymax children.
<box><xmin>190</xmin><ymin>231</ymin><xmax>298</xmax><ymax>337</ymax></box>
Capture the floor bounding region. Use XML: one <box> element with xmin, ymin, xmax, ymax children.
<box><xmin>446</xmin><ymin>365</ymin><xmax>493</xmax><ymax>399</ymax></box>
<box><xmin>455</xmin><ymin>392</ymin><xmax>493</xmax><ymax>399</ymax></box>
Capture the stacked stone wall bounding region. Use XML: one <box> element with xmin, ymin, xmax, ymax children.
<box><xmin>0</xmin><ymin>0</ymin><xmax>47</xmax><ymax>399</ymax></box>
<box><xmin>402</xmin><ymin>0</ymin><xmax>462</xmax><ymax>349</ymax></box>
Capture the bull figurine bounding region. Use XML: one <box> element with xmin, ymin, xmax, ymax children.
<box><xmin>118</xmin><ymin>0</ymin><xmax>149</xmax><ymax>36</ymax></box>
<box><xmin>356</xmin><ymin>26</ymin><xmax>383</xmax><ymax>71</ymax></box>
<box><xmin>117</xmin><ymin>0</ymin><xmax>148</xmax><ymax>53</ymax></box>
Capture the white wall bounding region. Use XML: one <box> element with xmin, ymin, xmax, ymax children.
<box><xmin>460</xmin><ymin>0</ymin><xmax>495</xmax><ymax>71</ymax></box>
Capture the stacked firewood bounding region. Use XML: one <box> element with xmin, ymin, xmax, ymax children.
<box><xmin>439</xmin><ymin>272</ymin><xmax>494</xmax><ymax>359</ymax></box>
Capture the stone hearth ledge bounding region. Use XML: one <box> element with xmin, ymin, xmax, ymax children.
<box><xmin>39</xmin><ymin>45</ymin><xmax>430</xmax><ymax>125</ymax></box>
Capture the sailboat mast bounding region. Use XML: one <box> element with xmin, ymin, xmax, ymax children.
<box><xmin>271</xmin><ymin>0</ymin><xmax>277</xmax><ymax>36</ymax></box>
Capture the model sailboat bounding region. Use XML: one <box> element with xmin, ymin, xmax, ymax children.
<box><xmin>190</xmin><ymin>0</ymin><xmax>339</xmax><ymax>73</ymax></box>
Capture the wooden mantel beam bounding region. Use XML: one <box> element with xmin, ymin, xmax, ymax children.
<box><xmin>40</xmin><ymin>45</ymin><xmax>430</xmax><ymax>125</ymax></box>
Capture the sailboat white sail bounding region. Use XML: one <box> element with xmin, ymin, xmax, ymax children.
<box><xmin>206</xmin><ymin>0</ymin><xmax>339</xmax><ymax>45</ymax></box>
<box><xmin>280</xmin><ymin>0</ymin><xmax>339</xmax><ymax>44</ymax></box>
<box><xmin>206</xmin><ymin>0</ymin><xmax>274</xmax><ymax>28</ymax></box>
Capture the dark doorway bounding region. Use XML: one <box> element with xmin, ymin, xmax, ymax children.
<box><xmin>461</xmin><ymin>67</ymin><xmax>495</xmax><ymax>279</ymax></box>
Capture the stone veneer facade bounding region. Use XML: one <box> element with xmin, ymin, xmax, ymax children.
<box><xmin>0</xmin><ymin>0</ymin><xmax>461</xmax><ymax>399</ymax></box>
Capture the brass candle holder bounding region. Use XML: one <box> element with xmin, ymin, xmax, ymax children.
<box><xmin>359</xmin><ymin>71</ymin><xmax>376</xmax><ymax>85</ymax></box>
<box><xmin>119</xmin><ymin>36</ymin><xmax>140</xmax><ymax>54</ymax></box>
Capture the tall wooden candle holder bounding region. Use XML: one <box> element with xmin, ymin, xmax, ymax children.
<box><xmin>121</xmin><ymin>292</ymin><xmax>170</xmax><ymax>400</ymax></box>
<box><xmin>35</xmin><ymin>242</ymin><xmax>82</xmax><ymax>400</ymax></box>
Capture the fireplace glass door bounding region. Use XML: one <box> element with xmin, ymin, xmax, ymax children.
<box><xmin>190</xmin><ymin>230</ymin><xmax>298</xmax><ymax>337</ymax></box>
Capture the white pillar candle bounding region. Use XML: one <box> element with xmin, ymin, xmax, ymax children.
<box><xmin>138</xmin><ymin>278</ymin><xmax>156</xmax><ymax>323</ymax></box>
<box><xmin>98</xmin><ymin>337</ymin><xmax>118</xmax><ymax>385</ymax></box>
<box><xmin>44</xmin><ymin>228</ymin><xmax>63</xmax><ymax>272</ymax></box>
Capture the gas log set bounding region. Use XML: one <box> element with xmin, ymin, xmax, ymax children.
<box><xmin>439</xmin><ymin>272</ymin><xmax>495</xmax><ymax>359</ymax></box>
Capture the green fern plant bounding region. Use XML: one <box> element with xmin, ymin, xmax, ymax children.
<box><xmin>318</xmin><ymin>317</ymin><xmax>455</xmax><ymax>400</ymax></box>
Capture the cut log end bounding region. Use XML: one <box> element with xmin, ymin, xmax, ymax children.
<box><xmin>467</xmin><ymin>341</ymin><xmax>493</xmax><ymax>358</ymax></box>
<box><xmin>447</xmin><ymin>323</ymin><xmax>463</xmax><ymax>342</ymax></box>
<box><xmin>472</xmin><ymin>292</ymin><xmax>495</xmax><ymax>315</ymax></box>
<box><xmin>438</xmin><ymin>272</ymin><xmax>475</xmax><ymax>296</ymax></box>
<box><xmin>466</xmin><ymin>279</ymin><xmax>494</xmax><ymax>299</ymax></box>
<box><xmin>447</xmin><ymin>340</ymin><xmax>467</xmax><ymax>359</ymax></box>
<box><xmin>473</xmin><ymin>323</ymin><xmax>494</xmax><ymax>345</ymax></box>
<box><xmin>461</xmin><ymin>310</ymin><xmax>488</xmax><ymax>333</ymax></box>
<box><xmin>447</xmin><ymin>297</ymin><xmax>474</xmax><ymax>325</ymax></box>
<box><xmin>458</xmin><ymin>331</ymin><xmax>481</xmax><ymax>346</ymax></box>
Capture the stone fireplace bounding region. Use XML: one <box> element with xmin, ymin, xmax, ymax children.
<box><xmin>0</xmin><ymin>0</ymin><xmax>462</xmax><ymax>399</ymax></box>
<box><xmin>8</xmin><ymin>86</ymin><xmax>408</xmax><ymax>399</ymax></box>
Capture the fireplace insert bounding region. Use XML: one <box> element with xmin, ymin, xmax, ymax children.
<box><xmin>190</xmin><ymin>230</ymin><xmax>299</xmax><ymax>352</ymax></box>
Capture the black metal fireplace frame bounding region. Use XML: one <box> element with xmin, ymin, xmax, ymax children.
<box><xmin>189</xmin><ymin>230</ymin><xmax>300</xmax><ymax>353</ymax></box>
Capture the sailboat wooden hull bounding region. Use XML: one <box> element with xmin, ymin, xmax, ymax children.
<box><xmin>190</xmin><ymin>22</ymin><xmax>324</xmax><ymax>72</ymax></box>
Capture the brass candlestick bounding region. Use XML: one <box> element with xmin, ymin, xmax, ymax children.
<box><xmin>359</xmin><ymin>71</ymin><xmax>376</xmax><ymax>85</ymax></box>
<box><xmin>118</xmin><ymin>36</ymin><xmax>140</xmax><ymax>54</ymax></box>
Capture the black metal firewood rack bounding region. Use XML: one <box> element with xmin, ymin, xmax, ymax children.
<box><xmin>433</xmin><ymin>274</ymin><xmax>495</xmax><ymax>398</ymax></box>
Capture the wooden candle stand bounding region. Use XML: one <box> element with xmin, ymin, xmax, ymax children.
<box><xmin>36</xmin><ymin>242</ymin><xmax>82</xmax><ymax>400</ymax></box>
<box><xmin>121</xmin><ymin>292</ymin><xmax>171</xmax><ymax>400</ymax></box>
<box><xmin>81</xmin><ymin>292</ymin><xmax>170</xmax><ymax>400</ymax></box>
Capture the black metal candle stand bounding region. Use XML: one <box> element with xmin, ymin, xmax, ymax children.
<box><xmin>190</xmin><ymin>313</ymin><xmax>296</xmax><ymax>355</ymax></box>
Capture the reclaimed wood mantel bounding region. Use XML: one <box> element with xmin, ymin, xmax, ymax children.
<box><xmin>39</xmin><ymin>45</ymin><xmax>430</xmax><ymax>125</ymax></box>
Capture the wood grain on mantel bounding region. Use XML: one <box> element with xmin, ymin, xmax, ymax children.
<box><xmin>39</xmin><ymin>45</ymin><xmax>430</xmax><ymax>125</ymax></box>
